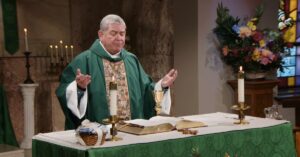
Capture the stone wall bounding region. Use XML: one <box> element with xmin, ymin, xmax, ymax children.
<box><xmin>0</xmin><ymin>56</ymin><xmax>56</xmax><ymax>142</ymax></box>
<box><xmin>70</xmin><ymin>0</ymin><xmax>174</xmax><ymax>80</ymax></box>
<box><xmin>131</xmin><ymin>0</ymin><xmax>174</xmax><ymax>80</ymax></box>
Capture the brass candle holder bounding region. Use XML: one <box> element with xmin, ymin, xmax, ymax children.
<box><xmin>153</xmin><ymin>90</ymin><xmax>164</xmax><ymax>115</ymax></box>
<box><xmin>231</xmin><ymin>102</ymin><xmax>250</xmax><ymax>125</ymax></box>
<box><xmin>103</xmin><ymin>115</ymin><xmax>122</xmax><ymax>141</ymax></box>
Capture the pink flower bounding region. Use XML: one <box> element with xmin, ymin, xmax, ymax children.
<box><xmin>269</xmin><ymin>54</ymin><xmax>275</xmax><ymax>61</ymax></box>
<box><xmin>260</xmin><ymin>57</ymin><xmax>270</xmax><ymax>65</ymax></box>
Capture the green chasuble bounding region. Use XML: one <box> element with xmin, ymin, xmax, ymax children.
<box><xmin>56</xmin><ymin>39</ymin><xmax>156</xmax><ymax>129</ymax></box>
<box><xmin>0</xmin><ymin>85</ymin><xmax>18</xmax><ymax>147</ymax></box>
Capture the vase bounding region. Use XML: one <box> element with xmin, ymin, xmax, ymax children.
<box><xmin>265</xmin><ymin>69</ymin><xmax>278</xmax><ymax>80</ymax></box>
<box><xmin>245</xmin><ymin>72</ymin><xmax>267</xmax><ymax>80</ymax></box>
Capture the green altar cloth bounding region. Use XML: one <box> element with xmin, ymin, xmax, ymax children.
<box><xmin>0</xmin><ymin>85</ymin><xmax>18</xmax><ymax>147</ymax></box>
<box><xmin>32</xmin><ymin>123</ymin><xmax>296</xmax><ymax>157</ymax></box>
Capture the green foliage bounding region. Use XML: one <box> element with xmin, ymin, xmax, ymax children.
<box><xmin>213</xmin><ymin>3</ymin><xmax>240</xmax><ymax>46</ymax></box>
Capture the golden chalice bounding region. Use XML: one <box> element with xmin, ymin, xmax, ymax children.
<box><xmin>102</xmin><ymin>115</ymin><xmax>122</xmax><ymax>141</ymax></box>
<box><xmin>153</xmin><ymin>90</ymin><xmax>164</xmax><ymax>115</ymax></box>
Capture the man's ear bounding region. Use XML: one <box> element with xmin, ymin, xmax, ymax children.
<box><xmin>98</xmin><ymin>30</ymin><xmax>103</xmax><ymax>39</ymax></box>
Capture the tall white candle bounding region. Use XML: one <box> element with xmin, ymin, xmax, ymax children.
<box><xmin>49</xmin><ymin>45</ymin><xmax>54</xmax><ymax>63</ymax></box>
<box><xmin>65</xmin><ymin>45</ymin><xmax>69</xmax><ymax>63</ymax></box>
<box><xmin>24</xmin><ymin>28</ymin><xmax>29</xmax><ymax>51</ymax></box>
<box><xmin>55</xmin><ymin>45</ymin><xmax>58</xmax><ymax>63</ymax></box>
<box><xmin>238</xmin><ymin>66</ymin><xmax>245</xmax><ymax>103</ymax></box>
<box><xmin>109</xmin><ymin>76</ymin><xmax>117</xmax><ymax>116</ymax></box>
<box><xmin>59</xmin><ymin>40</ymin><xmax>64</xmax><ymax>58</ymax></box>
<box><xmin>70</xmin><ymin>45</ymin><xmax>74</xmax><ymax>60</ymax></box>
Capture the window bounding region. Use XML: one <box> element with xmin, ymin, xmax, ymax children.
<box><xmin>277</xmin><ymin>0</ymin><xmax>300</xmax><ymax>87</ymax></box>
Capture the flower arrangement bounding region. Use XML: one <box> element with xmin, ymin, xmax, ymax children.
<box><xmin>213</xmin><ymin>3</ymin><xmax>292</xmax><ymax>73</ymax></box>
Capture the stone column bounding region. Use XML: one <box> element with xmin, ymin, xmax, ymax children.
<box><xmin>19</xmin><ymin>83</ymin><xmax>39</xmax><ymax>149</ymax></box>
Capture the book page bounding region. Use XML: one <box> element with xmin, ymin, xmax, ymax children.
<box><xmin>126</xmin><ymin>116</ymin><xmax>181</xmax><ymax>127</ymax></box>
<box><xmin>125</xmin><ymin>119</ymin><xmax>163</xmax><ymax>127</ymax></box>
<box><xmin>149</xmin><ymin>116</ymin><xmax>181</xmax><ymax>126</ymax></box>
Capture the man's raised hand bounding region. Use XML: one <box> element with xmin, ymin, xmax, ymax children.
<box><xmin>76</xmin><ymin>69</ymin><xmax>91</xmax><ymax>89</ymax></box>
<box><xmin>161</xmin><ymin>69</ymin><xmax>178</xmax><ymax>88</ymax></box>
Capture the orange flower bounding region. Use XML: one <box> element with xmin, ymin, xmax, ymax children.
<box><xmin>222</xmin><ymin>46</ymin><xmax>229</xmax><ymax>56</ymax></box>
<box><xmin>239</xmin><ymin>26</ymin><xmax>252</xmax><ymax>38</ymax></box>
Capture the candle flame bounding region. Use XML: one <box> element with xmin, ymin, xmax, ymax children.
<box><xmin>112</xmin><ymin>76</ymin><xmax>115</xmax><ymax>82</ymax></box>
<box><xmin>49</xmin><ymin>45</ymin><xmax>53</xmax><ymax>48</ymax></box>
<box><xmin>24</xmin><ymin>28</ymin><xmax>27</xmax><ymax>32</ymax></box>
<box><xmin>239</xmin><ymin>66</ymin><xmax>243</xmax><ymax>71</ymax></box>
<box><xmin>70</xmin><ymin>45</ymin><xmax>74</xmax><ymax>48</ymax></box>
<box><xmin>55</xmin><ymin>45</ymin><xmax>58</xmax><ymax>48</ymax></box>
<box><xmin>59</xmin><ymin>40</ymin><xmax>63</xmax><ymax>44</ymax></box>
<box><xmin>65</xmin><ymin>45</ymin><xmax>68</xmax><ymax>48</ymax></box>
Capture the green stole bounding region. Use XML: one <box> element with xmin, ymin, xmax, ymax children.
<box><xmin>56</xmin><ymin>39</ymin><xmax>156</xmax><ymax>129</ymax></box>
<box><xmin>2</xmin><ymin>0</ymin><xmax>19</xmax><ymax>54</ymax></box>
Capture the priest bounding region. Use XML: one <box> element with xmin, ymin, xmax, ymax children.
<box><xmin>56</xmin><ymin>14</ymin><xmax>178</xmax><ymax>129</ymax></box>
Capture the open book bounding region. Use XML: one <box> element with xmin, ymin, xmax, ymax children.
<box><xmin>116</xmin><ymin>116</ymin><xmax>206</xmax><ymax>135</ymax></box>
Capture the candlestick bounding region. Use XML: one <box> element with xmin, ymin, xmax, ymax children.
<box><xmin>24</xmin><ymin>28</ymin><xmax>29</xmax><ymax>51</ymax></box>
<box><xmin>109</xmin><ymin>77</ymin><xmax>117</xmax><ymax>116</ymax></box>
<box><xmin>49</xmin><ymin>45</ymin><xmax>54</xmax><ymax>64</ymax></box>
<box><xmin>23</xmin><ymin>52</ymin><xmax>34</xmax><ymax>84</ymax></box>
<box><xmin>232</xmin><ymin>66</ymin><xmax>249</xmax><ymax>125</ymax></box>
<box><xmin>70</xmin><ymin>45</ymin><xmax>74</xmax><ymax>60</ymax></box>
<box><xmin>55</xmin><ymin>45</ymin><xmax>58</xmax><ymax>64</ymax></box>
<box><xmin>231</xmin><ymin>102</ymin><xmax>250</xmax><ymax>125</ymax></box>
<box><xmin>65</xmin><ymin>45</ymin><xmax>69</xmax><ymax>63</ymax></box>
<box><xmin>59</xmin><ymin>40</ymin><xmax>64</xmax><ymax>58</ymax></box>
<box><xmin>238</xmin><ymin>66</ymin><xmax>245</xmax><ymax>103</ymax></box>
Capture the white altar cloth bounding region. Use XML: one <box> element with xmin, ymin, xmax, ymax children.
<box><xmin>33</xmin><ymin>112</ymin><xmax>288</xmax><ymax>150</ymax></box>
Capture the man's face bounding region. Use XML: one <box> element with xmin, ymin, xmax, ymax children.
<box><xmin>98</xmin><ymin>23</ymin><xmax>126</xmax><ymax>55</ymax></box>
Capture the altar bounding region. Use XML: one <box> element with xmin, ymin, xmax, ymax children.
<box><xmin>32</xmin><ymin>112</ymin><xmax>296</xmax><ymax>157</ymax></box>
